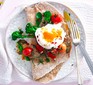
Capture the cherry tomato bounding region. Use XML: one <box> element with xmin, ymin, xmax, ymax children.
<box><xmin>47</xmin><ymin>52</ymin><xmax>56</xmax><ymax>60</ymax></box>
<box><xmin>51</xmin><ymin>14</ymin><xmax>63</xmax><ymax>24</ymax></box>
<box><xmin>36</xmin><ymin>44</ymin><xmax>44</xmax><ymax>53</ymax></box>
<box><xmin>58</xmin><ymin>43</ymin><xmax>66</xmax><ymax>53</ymax></box>
<box><xmin>23</xmin><ymin>47</ymin><xmax>33</xmax><ymax>56</ymax></box>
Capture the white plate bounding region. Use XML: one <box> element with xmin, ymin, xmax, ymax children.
<box><xmin>5</xmin><ymin>2</ymin><xmax>85</xmax><ymax>83</ymax></box>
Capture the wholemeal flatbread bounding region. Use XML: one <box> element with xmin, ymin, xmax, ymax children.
<box><xmin>31</xmin><ymin>53</ymin><xmax>69</xmax><ymax>80</ymax></box>
<box><xmin>25</xmin><ymin>2</ymin><xmax>60</xmax><ymax>25</ymax></box>
<box><xmin>25</xmin><ymin>2</ymin><xmax>71</xmax><ymax>83</ymax></box>
<box><xmin>37</xmin><ymin>63</ymin><xmax>63</xmax><ymax>83</ymax></box>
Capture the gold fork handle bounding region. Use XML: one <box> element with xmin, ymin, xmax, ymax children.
<box><xmin>75</xmin><ymin>46</ymin><xmax>83</xmax><ymax>85</ymax></box>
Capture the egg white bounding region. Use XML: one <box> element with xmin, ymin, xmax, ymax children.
<box><xmin>35</xmin><ymin>23</ymin><xmax>66</xmax><ymax>49</ymax></box>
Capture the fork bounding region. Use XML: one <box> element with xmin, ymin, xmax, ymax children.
<box><xmin>68</xmin><ymin>20</ymin><xmax>83</xmax><ymax>85</ymax></box>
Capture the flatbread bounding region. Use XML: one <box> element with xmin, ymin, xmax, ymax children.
<box><xmin>37</xmin><ymin>63</ymin><xmax>63</xmax><ymax>83</ymax></box>
<box><xmin>31</xmin><ymin>53</ymin><xmax>69</xmax><ymax>80</ymax></box>
<box><xmin>25</xmin><ymin>2</ymin><xmax>60</xmax><ymax>25</ymax></box>
<box><xmin>25</xmin><ymin>2</ymin><xmax>71</xmax><ymax>83</ymax></box>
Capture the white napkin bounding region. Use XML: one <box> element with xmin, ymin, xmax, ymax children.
<box><xmin>0</xmin><ymin>0</ymin><xmax>93</xmax><ymax>84</ymax></box>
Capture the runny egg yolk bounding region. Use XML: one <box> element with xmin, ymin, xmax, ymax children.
<box><xmin>43</xmin><ymin>28</ymin><xmax>62</xmax><ymax>42</ymax></box>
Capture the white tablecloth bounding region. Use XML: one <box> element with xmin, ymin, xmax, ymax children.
<box><xmin>0</xmin><ymin>0</ymin><xmax>93</xmax><ymax>84</ymax></box>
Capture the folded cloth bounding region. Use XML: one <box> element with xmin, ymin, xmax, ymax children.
<box><xmin>0</xmin><ymin>0</ymin><xmax>93</xmax><ymax>84</ymax></box>
<box><xmin>0</xmin><ymin>31</ymin><xmax>12</xmax><ymax>84</ymax></box>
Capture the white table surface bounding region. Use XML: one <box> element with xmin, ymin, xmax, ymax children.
<box><xmin>0</xmin><ymin>0</ymin><xmax>93</xmax><ymax>85</ymax></box>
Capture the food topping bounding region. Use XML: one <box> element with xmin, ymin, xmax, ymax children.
<box><xmin>22</xmin><ymin>47</ymin><xmax>33</xmax><ymax>56</ymax></box>
<box><xmin>25</xmin><ymin>23</ymin><xmax>36</xmax><ymax>34</ymax></box>
<box><xmin>35</xmin><ymin>23</ymin><xmax>66</xmax><ymax>49</ymax></box>
<box><xmin>25</xmin><ymin>56</ymin><xmax>31</xmax><ymax>61</ymax></box>
<box><xmin>43</xmin><ymin>28</ymin><xmax>62</xmax><ymax>42</ymax></box>
<box><xmin>47</xmin><ymin>52</ymin><xmax>56</xmax><ymax>60</ymax></box>
<box><xmin>36</xmin><ymin>44</ymin><xmax>44</xmax><ymax>53</ymax></box>
<box><xmin>43</xmin><ymin>11</ymin><xmax>52</xmax><ymax>23</ymax></box>
<box><xmin>58</xmin><ymin>43</ymin><xmax>66</xmax><ymax>53</ymax></box>
<box><xmin>51</xmin><ymin>14</ymin><xmax>63</xmax><ymax>24</ymax></box>
<box><xmin>11</xmin><ymin>10</ymin><xmax>71</xmax><ymax>63</ymax></box>
<box><xmin>36</xmin><ymin>12</ymin><xmax>42</xmax><ymax>27</ymax></box>
<box><xmin>12</xmin><ymin>29</ymin><xmax>34</xmax><ymax>40</ymax></box>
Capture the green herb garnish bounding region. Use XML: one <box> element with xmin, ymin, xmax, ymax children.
<box><xmin>36</xmin><ymin>12</ymin><xmax>42</xmax><ymax>27</ymax></box>
<box><xmin>38</xmin><ymin>58</ymin><xmax>44</xmax><ymax>64</ymax></box>
<box><xmin>19</xmin><ymin>29</ymin><xmax>23</xmax><ymax>34</ymax></box>
<box><xmin>12</xmin><ymin>31</ymin><xmax>22</xmax><ymax>40</ymax></box>
<box><xmin>25</xmin><ymin>23</ymin><xmax>36</xmax><ymax>34</ymax></box>
<box><xmin>25</xmin><ymin>56</ymin><xmax>30</xmax><ymax>61</ymax></box>
<box><xmin>17</xmin><ymin>42</ymin><xmax>23</xmax><ymax>54</ymax></box>
<box><xmin>43</xmin><ymin>11</ymin><xmax>52</xmax><ymax>23</ymax></box>
<box><xmin>20</xmin><ymin>35</ymin><xmax>35</xmax><ymax>38</ymax></box>
<box><xmin>12</xmin><ymin>28</ymin><xmax>35</xmax><ymax>40</ymax></box>
<box><xmin>46</xmin><ymin>57</ymin><xmax>50</xmax><ymax>62</ymax></box>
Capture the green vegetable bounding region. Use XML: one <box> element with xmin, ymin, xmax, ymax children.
<box><xmin>20</xmin><ymin>35</ymin><xmax>35</xmax><ymax>38</ymax></box>
<box><xmin>33</xmin><ymin>26</ymin><xmax>38</xmax><ymax>30</ymax></box>
<box><xmin>17</xmin><ymin>42</ymin><xmax>23</xmax><ymax>54</ymax></box>
<box><xmin>12</xmin><ymin>28</ymin><xmax>35</xmax><ymax>40</ymax></box>
<box><xmin>43</xmin><ymin>11</ymin><xmax>52</xmax><ymax>22</ymax></box>
<box><xmin>38</xmin><ymin>58</ymin><xmax>44</xmax><ymax>64</ymax></box>
<box><xmin>25</xmin><ymin>23</ymin><xmax>38</xmax><ymax>35</ymax></box>
<box><xmin>25</xmin><ymin>56</ymin><xmax>30</xmax><ymax>61</ymax></box>
<box><xmin>25</xmin><ymin>23</ymin><xmax>35</xmax><ymax>33</ymax></box>
<box><xmin>12</xmin><ymin>31</ymin><xmax>22</xmax><ymax>40</ymax></box>
<box><xmin>19</xmin><ymin>29</ymin><xmax>23</xmax><ymax>34</ymax></box>
<box><xmin>46</xmin><ymin>57</ymin><xmax>50</xmax><ymax>62</ymax></box>
<box><xmin>12</xmin><ymin>31</ymin><xmax>34</xmax><ymax>40</ymax></box>
<box><xmin>36</xmin><ymin>12</ymin><xmax>42</xmax><ymax>27</ymax></box>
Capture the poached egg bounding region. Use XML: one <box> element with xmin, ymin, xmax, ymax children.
<box><xmin>35</xmin><ymin>23</ymin><xmax>66</xmax><ymax>49</ymax></box>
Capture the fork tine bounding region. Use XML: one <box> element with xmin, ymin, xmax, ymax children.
<box><xmin>72</xmin><ymin>20</ymin><xmax>77</xmax><ymax>39</ymax></box>
<box><xmin>69</xmin><ymin>20</ymin><xmax>73</xmax><ymax>37</ymax></box>
<box><xmin>70</xmin><ymin>20</ymin><xmax>76</xmax><ymax>39</ymax></box>
<box><xmin>70</xmin><ymin>20</ymin><xmax>80</xmax><ymax>40</ymax></box>
<box><xmin>73</xmin><ymin>20</ymin><xmax>80</xmax><ymax>39</ymax></box>
<box><xmin>74</xmin><ymin>21</ymin><xmax>80</xmax><ymax>39</ymax></box>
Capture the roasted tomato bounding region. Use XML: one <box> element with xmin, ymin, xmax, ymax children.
<box><xmin>22</xmin><ymin>47</ymin><xmax>33</xmax><ymax>56</ymax></box>
<box><xmin>47</xmin><ymin>52</ymin><xmax>56</xmax><ymax>60</ymax></box>
<box><xmin>58</xmin><ymin>43</ymin><xmax>66</xmax><ymax>53</ymax></box>
<box><xmin>36</xmin><ymin>44</ymin><xmax>44</xmax><ymax>53</ymax></box>
<box><xmin>51</xmin><ymin>14</ymin><xmax>63</xmax><ymax>24</ymax></box>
